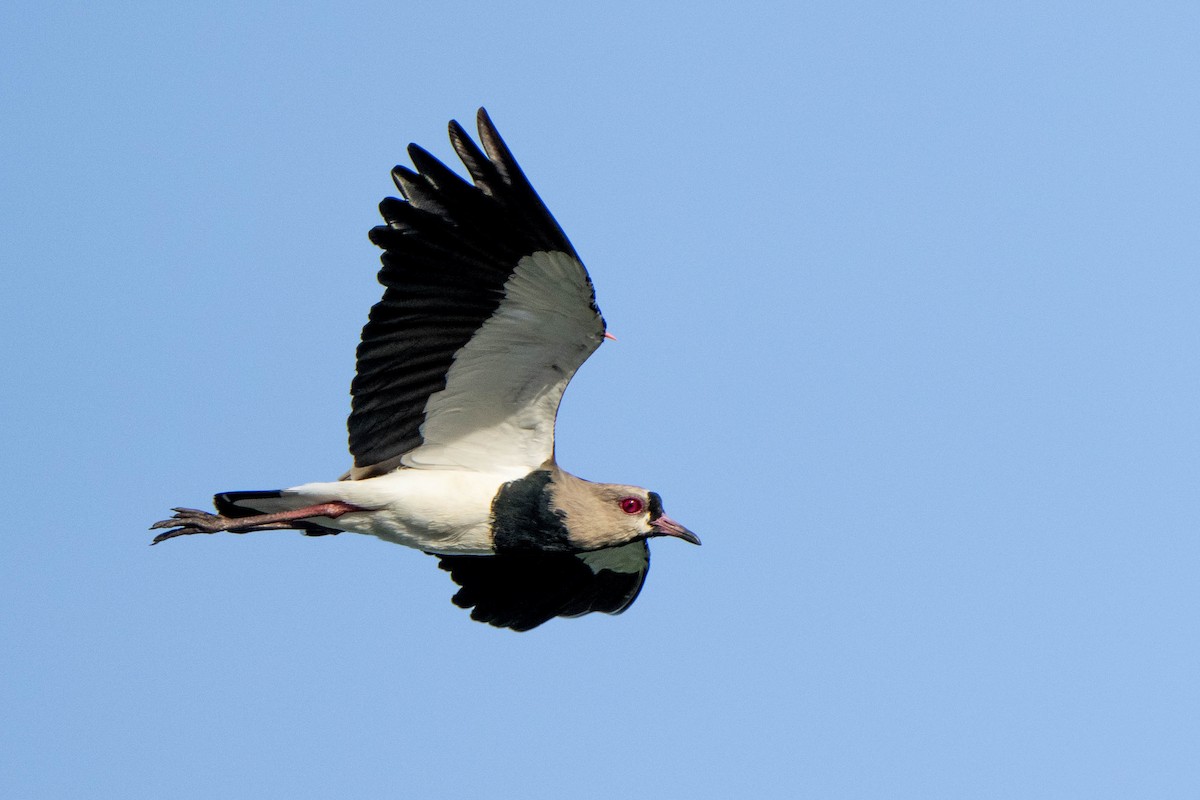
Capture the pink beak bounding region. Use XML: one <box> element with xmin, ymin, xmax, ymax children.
<box><xmin>651</xmin><ymin>515</ymin><xmax>701</xmax><ymax>545</ymax></box>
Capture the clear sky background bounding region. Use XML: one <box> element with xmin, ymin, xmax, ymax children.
<box><xmin>3</xmin><ymin>1</ymin><xmax>1198</xmax><ymax>797</ymax></box>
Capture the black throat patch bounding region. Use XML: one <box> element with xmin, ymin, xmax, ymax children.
<box><xmin>491</xmin><ymin>470</ymin><xmax>573</xmax><ymax>553</ymax></box>
<box><xmin>647</xmin><ymin>491</ymin><xmax>664</xmax><ymax>522</ymax></box>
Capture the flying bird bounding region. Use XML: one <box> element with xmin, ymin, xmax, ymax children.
<box><xmin>151</xmin><ymin>109</ymin><xmax>699</xmax><ymax>631</ymax></box>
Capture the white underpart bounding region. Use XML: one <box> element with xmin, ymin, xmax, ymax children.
<box><xmin>401</xmin><ymin>250</ymin><xmax>603</xmax><ymax>472</ymax></box>
<box><xmin>578</xmin><ymin>541</ymin><xmax>648</xmax><ymax>575</ymax></box>
<box><xmin>235</xmin><ymin>470</ymin><xmax>509</xmax><ymax>554</ymax></box>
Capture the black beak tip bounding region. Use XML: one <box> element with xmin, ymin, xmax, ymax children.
<box><xmin>652</xmin><ymin>516</ymin><xmax>701</xmax><ymax>546</ymax></box>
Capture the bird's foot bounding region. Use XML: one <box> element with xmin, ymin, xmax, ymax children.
<box><xmin>149</xmin><ymin>500</ymin><xmax>363</xmax><ymax>545</ymax></box>
<box><xmin>149</xmin><ymin>508</ymin><xmax>241</xmax><ymax>544</ymax></box>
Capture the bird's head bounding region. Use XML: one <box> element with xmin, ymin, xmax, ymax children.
<box><xmin>553</xmin><ymin>477</ymin><xmax>701</xmax><ymax>551</ymax></box>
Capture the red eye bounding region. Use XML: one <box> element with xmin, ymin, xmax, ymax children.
<box><xmin>619</xmin><ymin>497</ymin><xmax>644</xmax><ymax>515</ymax></box>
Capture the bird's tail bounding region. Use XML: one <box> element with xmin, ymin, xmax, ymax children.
<box><xmin>214</xmin><ymin>490</ymin><xmax>285</xmax><ymax>517</ymax></box>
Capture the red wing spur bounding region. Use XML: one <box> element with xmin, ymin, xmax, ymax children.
<box><xmin>151</xmin><ymin>109</ymin><xmax>699</xmax><ymax>632</ymax></box>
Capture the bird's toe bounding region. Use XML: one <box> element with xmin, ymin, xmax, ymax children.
<box><xmin>149</xmin><ymin>527</ymin><xmax>196</xmax><ymax>545</ymax></box>
<box><xmin>149</xmin><ymin>508</ymin><xmax>230</xmax><ymax>543</ymax></box>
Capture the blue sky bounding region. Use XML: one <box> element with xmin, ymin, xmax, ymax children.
<box><xmin>3</xmin><ymin>1</ymin><xmax>1199</xmax><ymax>797</ymax></box>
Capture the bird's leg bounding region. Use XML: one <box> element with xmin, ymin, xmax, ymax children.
<box><xmin>149</xmin><ymin>501</ymin><xmax>363</xmax><ymax>545</ymax></box>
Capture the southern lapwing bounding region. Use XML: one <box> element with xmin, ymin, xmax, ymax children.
<box><xmin>151</xmin><ymin>108</ymin><xmax>699</xmax><ymax>631</ymax></box>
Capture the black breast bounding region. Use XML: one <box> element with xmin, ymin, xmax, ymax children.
<box><xmin>490</xmin><ymin>470</ymin><xmax>572</xmax><ymax>552</ymax></box>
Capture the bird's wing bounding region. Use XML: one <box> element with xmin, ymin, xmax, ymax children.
<box><xmin>434</xmin><ymin>541</ymin><xmax>650</xmax><ymax>632</ymax></box>
<box><xmin>348</xmin><ymin>109</ymin><xmax>606</xmax><ymax>478</ymax></box>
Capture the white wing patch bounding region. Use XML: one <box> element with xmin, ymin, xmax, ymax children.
<box><xmin>401</xmin><ymin>250</ymin><xmax>603</xmax><ymax>472</ymax></box>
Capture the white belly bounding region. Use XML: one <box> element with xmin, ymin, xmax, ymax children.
<box><xmin>284</xmin><ymin>469</ymin><xmax>513</xmax><ymax>555</ymax></box>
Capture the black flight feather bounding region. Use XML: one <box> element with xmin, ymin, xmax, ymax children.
<box><xmin>349</xmin><ymin>108</ymin><xmax>586</xmax><ymax>475</ymax></box>
<box><xmin>434</xmin><ymin>546</ymin><xmax>649</xmax><ymax>632</ymax></box>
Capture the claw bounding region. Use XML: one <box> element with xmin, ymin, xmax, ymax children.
<box><xmin>150</xmin><ymin>509</ymin><xmax>215</xmax><ymax>530</ymax></box>
<box><xmin>148</xmin><ymin>508</ymin><xmax>230</xmax><ymax>542</ymax></box>
<box><xmin>150</xmin><ymin>528</ymin><xmax>193</xmax><ymax>545</ymax></box>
